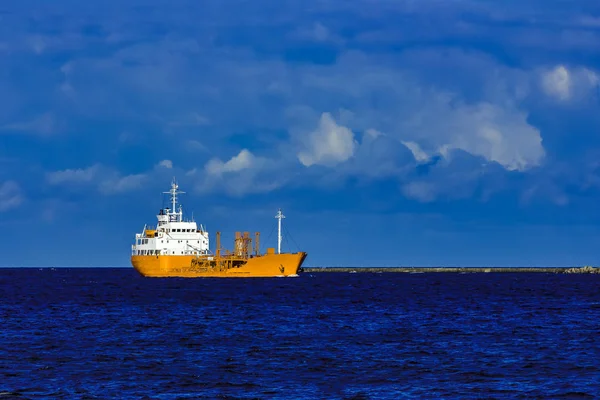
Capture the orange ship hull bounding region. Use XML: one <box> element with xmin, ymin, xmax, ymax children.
<box><xmin>131</xmin><ymin>252</ymin><xmax>307</xmax><ymax>278</ymax></box>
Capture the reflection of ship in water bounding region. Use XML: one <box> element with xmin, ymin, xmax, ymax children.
<box><xmin>130</xmin><ymin>179</ymin><xmax>307</xmax><ymax>277</ymax></box>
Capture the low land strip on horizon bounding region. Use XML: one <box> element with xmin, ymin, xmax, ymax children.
<box><xmin>302</xmin><ymin>266</ymin><xmax>600</xmax><ymax>274</ymax></box>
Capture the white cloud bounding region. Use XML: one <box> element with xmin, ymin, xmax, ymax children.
<box><xmin>46</xmin><ymin>164</ymin><xmax>148</xmax><ymax>195</ymax></box>
<box><xmin>430</xmin><ymin>100</ymin><xmax>544</xmax><ymax>172</ymax></box>
<box><xmin>158</xmin><ymin>159</ymin><xmax>173</xmax><ymax>169</ymax></box>
<box><xmin>99</xmin><ymin>174</ymin><xmax>147</xmax><ymax>195</ymax></box>
<box><xmin>281</xmin><ymin>52</ymin><xmax>546</xmax><ymax>172</ymax></box>
<box><xmin>0</xmin><ymin>181</ymin><xmax>23</xmax><ymax>212</ymax></box>
<box><xmin>205</xmin><ymin>149</ymin><xmax>257</xmax><ymax>175</ymax></box>
<box><xmin>402</xmin><ymin>141</ymin><xmax>430</xmax><ymax>162</ymax></box>
<box><xmin>541</xmin><ymin>64</ymin><xmax>599</xmax><ymax>101</ymax></box>
<box><xmin>375</xmin><ymin>80</ymin><xmax>545</xmax><ymax>172</ymax></box>
<box><xmin>542</xmin><ymin>65</ymin><xmax>571</xmax><ymax>100</ymax></box>
<box><xmin>46</xmin><ymin>165</ymin><xmax>100</xmax><ymax>185</ymax></box>
<box><xmin>297</xmin><ymin>112</ymin><xmax>357</xmax><ymax>167</ymax></box>
<box><xmin>197</xmin><ymin>149</ymin><xmax>282</xmax><ymax>196</ymax></box>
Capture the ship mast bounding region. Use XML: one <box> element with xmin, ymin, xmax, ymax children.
<box><xmin>163</xmin><ymin>178</ymin><xmax>185</xmax><ymax>222</ymax></box>
<box><xmin>275</xmin><ymin>208</ymin><xmax>285</xmax><ymax>254</ymax></box>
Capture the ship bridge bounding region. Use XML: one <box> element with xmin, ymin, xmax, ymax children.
<box><xmin>132</xmin><ymin>180</ymin><xmax>210</xmax><ymax>256</ymax></box>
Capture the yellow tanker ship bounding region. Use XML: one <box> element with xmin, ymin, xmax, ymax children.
<box><xmin>131</xmin><ymin>180</ymin><xmax>307</xmax><ymax>278</ymax></box>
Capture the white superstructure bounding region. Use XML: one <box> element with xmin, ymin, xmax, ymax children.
<box><xmin>131</xmin><ymin>180</ymin><xmax>210</xmax><ymax>256</ymax></box>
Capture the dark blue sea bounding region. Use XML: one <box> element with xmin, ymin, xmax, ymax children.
<box><xmin>1</xmin><ymin>268</ymin><xmax>599</xmax><ymax>399</ymax></box>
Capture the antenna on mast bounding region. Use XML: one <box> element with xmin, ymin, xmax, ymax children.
<box><xmin>163</xmin><ymin>177</ymin><xmax>185</xmax><ymax>222</ymax></box>
<box><xmin>275</xmin><ymin>208</ymin><xmax>285</xmax><ymax>254</ymax></box>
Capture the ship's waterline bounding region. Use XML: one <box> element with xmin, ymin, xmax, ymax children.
<box><xmin>130</xmin><ymin>179</ymin><xmax>307</xmax><ymax>278</ymax></box>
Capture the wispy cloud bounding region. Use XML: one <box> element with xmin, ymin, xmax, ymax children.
<box><xmin>0</xmin><ymin>181</ymin><xmax>23</xmax><ymax>212</ymax></box>
<box><xmin>0</xmin><ymin>113</ymin><xmax>60</xmax><ymax>136</ymax></box>
<box><xmin>45</xmin><ymin>161</ymin><xmax>172</xmax><ymax>195</ymax></box>
<box><xmin>46</xmin><ymin>165</ymin><xmax>101</xmax><ymax>185</ymax></box>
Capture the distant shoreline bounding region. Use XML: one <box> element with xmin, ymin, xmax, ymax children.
<box><xmin>1</xmin><ymin>266</ymin><xmax>599</xmax><ymax>274</ymax></box>
<box><xmin>303</xmin><ymin>266</ymin><xmax>600</xmax><ymax>274</ymax></box>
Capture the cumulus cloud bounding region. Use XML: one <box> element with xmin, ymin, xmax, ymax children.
<box><xmin>297</xmin><ymin>113</ymin><xmax>357</xmax><ymax>167</ymax></box>
<box><xmin>197</xmin><ymin>149</ymin><xmax>282</xmax><ymax>196</ymax></box>
<box><xmin>0</xmin><ymin>181</ymin><xmax>23</xmax><ymax>212</ymax></box>
<box><xmin>420</xmin><ymin>100</ymin><xmax>545</xmax><ymax>172</ymax></box>
<box><xmin>280</xmin><ymin>52</ymin><xmax>545</xmax><ymax>173</ymax></box>
<box><xmin>205</xmin><ymin>149</ymin><xmax>258</xmax><ymax>175</ymax></box>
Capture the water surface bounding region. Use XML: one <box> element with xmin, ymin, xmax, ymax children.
<box><xmin>1</xmin><ymin>268</ymin><xmax>598</xmax><ymax>399</ymax></box>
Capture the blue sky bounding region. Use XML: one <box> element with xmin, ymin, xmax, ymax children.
<box><xmin>1</xmin><ymin>0</ymin><xmax>600</xmax><ymax>267</ymax></box>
